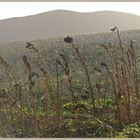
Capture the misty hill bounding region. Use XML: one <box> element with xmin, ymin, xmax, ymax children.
<box><xmin>1</xmin><ymin>10</ymin><xmax>140</xmax><ymax>42</ymax></box>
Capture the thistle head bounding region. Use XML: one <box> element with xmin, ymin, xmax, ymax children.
<box><xmin>26</xmin><ymin>42</ymin><xmax>33</xmax><ymax>49</ymax></box>
<box><xmin>110</xmin><ymin>26</ymin><xmax>117</xmax><ymax>32</ymax></box>
<box><xmin>64</xmin><ymin>36</ymin><xmax>73</xmax><ymax>43</ymax></box>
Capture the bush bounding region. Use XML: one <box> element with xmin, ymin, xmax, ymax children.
<box><xmin>117</xmin><ymin>123</ymin><xmax>140</xmax><ymax>138</ymax></box>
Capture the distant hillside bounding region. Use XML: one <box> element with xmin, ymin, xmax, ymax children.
<box><xmin>1</xmin><ymin>10</ymin><xmax>140</xmax><ymax>42</ymax></box>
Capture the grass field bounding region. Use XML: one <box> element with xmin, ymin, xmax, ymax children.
<box><xmin>0</xmin><ymin>27</ymin><xmax>140</xmax><ymax>137</ymax></box>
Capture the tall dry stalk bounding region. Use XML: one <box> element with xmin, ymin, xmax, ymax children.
<box><xmin>64</xmin><ymin>36</ymin><xmax>95</xmax><ymax>115</ymax></box>
<box><xmin>101</xmin><ymin>26</ymin><xmax>138</xmax><ymax>123</ymax></box>
<box><xmin>0</xmin><ymin>55</ymin><xmax>23</xmax><ymax>110</ymax></box>
<box><xmin>55</xmin><ymin>61</ymin><xmax>61</xmax><ymax>127</ymax></box>
<box><xmin>22</xmin><ymin>55</ymin><xmax>38</xmax><ymax>133</ymax></box>
<box><xmin>100</xmin><ymin>62</ymin><xmax>122</xmax><ymax>125</ymax></box>
<box><xmin>111</xmin><ymin>26</ymin><xmax>131</xmax><ymax>122</ymax></box>
<box><xmin>56</xmin><ymin>53</ymin><xmax>76</xmax><ymax>105</ymax></box>
<box><xmin>0</xmin><ymin>55</ymin><xmax>26</xmax><ymax>134</ymax></box>
<box><xmin>129</xmin><ymin>41</ymin><xmax>139</xmax><ymax>98</ymax></box>
<box><xmin>26</xmin><ymin>42</ymin><xmax>50</xmax><ymax>128</ymax></box>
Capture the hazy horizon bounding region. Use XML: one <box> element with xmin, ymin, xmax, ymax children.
<box><xmin>0</xmin><ymin>10</ymin><xmax>140</xmax><ymax>43</ymax></box>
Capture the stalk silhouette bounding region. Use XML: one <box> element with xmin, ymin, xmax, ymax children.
<box><xmin>22</xmin><ymin>55</ymin><xmax>38</xmax><ymax>134</ymax></box>
<box><xmin>64</xmin><ymin>36</ymin><xmax>95</xmax><ymax>115</ymax></box>
<box><xmin>56</xmin><ymin>53</ymin><xmax>76</xmax><ymax>105</ymax></box>
<box><xmin>26</xmin><ymin>42</ymin><xmax>50</xmax><ymax>128</ymax></box>
<box><xmin>55</xmin><ymin>61</ymin><xmax>61</xmax><ymax>128</ymax></box>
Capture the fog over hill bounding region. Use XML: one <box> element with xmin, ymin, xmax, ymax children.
<box><xmin>1</xmin><ymin>10</ymin><xmax>140</xmax><ymax>42</ymax></box>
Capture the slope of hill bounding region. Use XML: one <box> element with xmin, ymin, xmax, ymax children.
<box><xmin>1</xmin><ymin>10</ymin><xmax>140</xmax><ymax>42</ymax></box>
<box><xmin>0</xmin><ymin>29</ymin><xmax>140</xmax><ymax>77</ymax></box>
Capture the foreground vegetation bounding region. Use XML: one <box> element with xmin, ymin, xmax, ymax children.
<box><xmin>0</xmin><ymin>27</ymin><xmax>140</xmax><ymax>137</ymax></box>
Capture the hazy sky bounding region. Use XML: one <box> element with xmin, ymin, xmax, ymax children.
<box><xmin>0</xmin><ymin>2</ymin><xmax>140</xmax><ymax>20</ymax></box>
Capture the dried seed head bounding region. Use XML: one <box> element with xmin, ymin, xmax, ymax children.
<box><xmin>110</xmin><ymin>26</ymin><xmax>117</xmax><ymax>32</ymax></box>
<box><xmin>101</xmin><ymin>62</ymin><xmax>107</xmax><ymax>67</ymax></box>
<box><xmin>26</xmin><ymin>42</ymin><xmax>38</xmax><ymax>52</ymax></box>
<box><xmin>64</xmin><ymin>36</ymin><xmax>73</xmax><ymax>43</ymax></box>
<box><xmin>26</xmin><ymin>42</ymin><xmax>33</xmax><ymax>49</ymax></box>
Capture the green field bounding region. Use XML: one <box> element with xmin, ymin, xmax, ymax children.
<box><xmin>0</xmin><ymin>27</ymin><xmax>140</xmax><ymax>137</ymax></box>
